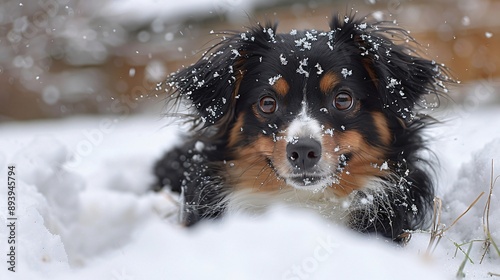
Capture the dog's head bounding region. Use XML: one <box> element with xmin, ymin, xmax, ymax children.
<box><xmin>165</xmin><ymin>15</ymin><xmax>448</xmax><ymax>197</ymax></box>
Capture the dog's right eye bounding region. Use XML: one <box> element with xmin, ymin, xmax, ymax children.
<box><xmin>259</xmin><ymin>96</ymin><xmax>277</xmax><ymax>114</ymax></box>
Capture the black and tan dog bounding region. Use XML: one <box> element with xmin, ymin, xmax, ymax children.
<box><xmin>154</xmin><ymin>14</ymin><xmax>449</xmax><ymax>241</ymax></box>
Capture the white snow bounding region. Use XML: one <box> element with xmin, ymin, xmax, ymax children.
<box><xmin>1</xmin><ymin>102</ymin><xmax>500</xmax><ymax>279</ymax></box>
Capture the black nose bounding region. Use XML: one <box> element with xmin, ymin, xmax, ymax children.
<box><xmin>286</xmin><ymin>138</ymin><xmax>322</xmax><ymax>171</ymax></box>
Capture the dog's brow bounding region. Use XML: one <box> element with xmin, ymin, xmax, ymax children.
<box><xmin>272</xmin><ymin>77</ymin><xmax>290</xmax><ymax>96</ymax></box>
<box><xmin>319</xmin><ymin>71</ymin><xmax>340</xmax><ymax>94</ymax></box>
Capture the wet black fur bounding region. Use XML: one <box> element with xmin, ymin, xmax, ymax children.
<box><xmin>153</xmin><ymin>15</ymin><xmax>450</xmax><ymax>241</ymax></box>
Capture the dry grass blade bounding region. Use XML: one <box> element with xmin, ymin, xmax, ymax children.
<box><xmin>425</xmin><ymin>197</ymin><xmax>444</xmax><ymax>256</ymax></box>
<box><xmin>444</xmin><ymin>192</ymin><xmax>484</xmax><ymax>234</ymax></box>
<box><xmin>488</xmin><ymin>272</ymin><xmax>500</xmax><ymax>277</ymax></box>
<box><xmin>425</xmin><ymin>192</ymin><xmax>485</xmax><ymax>257</ymax></box>
<box><xmin>480</xmin><ymin>159</ymin><xmax>500</xmax><ymax>263</ymax></box>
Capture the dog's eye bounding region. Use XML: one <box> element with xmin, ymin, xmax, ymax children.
<box><xmin>334</xmin><ymin>91</ymin><xmax>354</xmax><ymax>111</ymax></box>
<box><xmin>259</xmin><ymin>96</ymin><xmax>277</xmax><ymax>114</ymax></box>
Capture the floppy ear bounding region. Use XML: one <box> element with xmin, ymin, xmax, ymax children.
<box><xmin>166</xmin><ymin>23</ymin><xmax>278</xmax><ymax>129</ymax></box>
<box><xmin>370</xmin><ymin>39</ymin><xmax>446</xmax><ymax>121</ymax></box>
<box><xmin>166</xmin><ymin>36</ymin><xmax>244</xmax><ymax>127</ymax></box>
<box><xmin>331</xmin><ymin>16</ymin><xmax>449</xmax><ymax>121</ymax></box>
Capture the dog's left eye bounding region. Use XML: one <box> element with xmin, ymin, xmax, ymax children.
<box><xmin>334</xmin><ymin>91</ymin><xmax>354</xmax><ymax>111</ymax></box>
<box><xmin>259</xmin><ymin>96</ymin><xmax>277</xmax><ymax>114</ymax></box>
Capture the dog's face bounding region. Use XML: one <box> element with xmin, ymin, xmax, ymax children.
<box><xmin>168</xmin><ymin>16</ymin><xmax>446</xmax><ymax>198</ymax></box>
<box><xmin>229</xmin><ymin>31</ymin><xmax>391</xmax><ymax>195</ymax></box>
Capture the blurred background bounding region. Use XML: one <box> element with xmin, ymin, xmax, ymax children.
<box><xmin>1</xmin><ymin>0</ymin><xmax>499</xmax><ymax>121</ymax></box>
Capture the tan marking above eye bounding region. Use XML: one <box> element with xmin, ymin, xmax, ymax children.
<box><xmin>272</xmin><ymin>77</ymin><xmax>290</xmax><ymax>96</ymax></box>
<box><xmin>319</xmin><ymin>71</ymin><xmax>340</xmax><ymax>94</ymax></box>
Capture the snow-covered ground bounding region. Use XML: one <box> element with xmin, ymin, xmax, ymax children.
<box><xmin>0</xmin><ymin>98</ymin><xmax>499</xmax><ymax>279</ymax></box>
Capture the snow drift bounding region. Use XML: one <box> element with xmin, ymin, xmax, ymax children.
<box><xmin>0</xmin><ymin>104</ymin><xmax>499</xmax><ymax>279</ymax></box>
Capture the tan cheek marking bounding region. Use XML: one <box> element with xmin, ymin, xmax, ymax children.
<box><xmin>227</xmin><ymin>136</ymin><xmax>285</xmax><ymax>191</ymax></box>
<box><xmin>329</xmin><ymin>130</ymin><xmax>389</xmax><ymax>197</ymax></box>
<box><xmin>371</xmin><ymin>111</ymin><xmax>392</xmax><ymax>146</ymax></box>
<box><xmin>320</xmin><ymin>71</ymin><xmax>340</xmax><ymax>94</ymax></box>
<box><xmin>272</xmin><ymin>77</ymin><xmax>290</xmax><ymax>96</ymax></box>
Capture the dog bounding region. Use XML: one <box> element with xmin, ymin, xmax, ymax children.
<box><xmin>153</xmin><ymin>14</ymin><xmax>449</xmax><ymax>242</ymax></box>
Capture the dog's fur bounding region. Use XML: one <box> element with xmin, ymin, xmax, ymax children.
<box><xmin>154</xmin><ymin>14</ymin><xmax>449</xmax><ymax>241</ymax></box>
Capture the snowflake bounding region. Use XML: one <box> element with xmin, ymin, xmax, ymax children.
<box><xmin>327</xmin><ymin>41</ymin><xmax>334</xmax><ymax>50</ymax></box>
<box><xmin>315</xmin><ymin>63</ymin><xmax>324</xmax><ymax>75</ymax></box>
<box><xmin>324</xmin><ymin>128</ymin><xmax>334</xmax><ymax>136</ymax></box>
<box><xmin>264</xmin><ymin>28</ymin><xmax>277</xmax><ymax>43</ymax></box>
<box><xmin>411</xmin><ymin>204</ymin><xmax>418</xmax><ymax>214</ymax></box>
<box><xmin>279</xmin><ymin>54</ymin><xmax>288</xmax><ymax>65</ymax></box>
<box><xmin>380</xmin><ymin>161</ymin><xmax>389</xmax><ymax>170</ymax></box>
<box><xmin>296</xmin><ymin>58</ymin><xmax>309</xmax><ymax>77</ymax></box>
<box><xmin>341</xmin><ymin>68</ymin><xmax>352</xmax><ymax>79</ymax></box>
<box><xmin>231</xmin><ymin>49</ymin><xmax>240</xmax><ymax>58</ymax></box>
<box><xmin>295</xmin><ymin>37</ymin><xmax>312</xmax><ymax>50</ymax></box>
<box><xmin>305</xmin><ymin>31</ymin><xmax>318</xmax><ymax>41</ymax></box>
<box><xmin>268</xmin><ymin>74</ymin><xmax>282</xmax><ymax>86</ymax></box>
<box><xmin>386</xmin><ymin>78</ymin><xmax>401</xmax><ymax>89</ymax></box>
